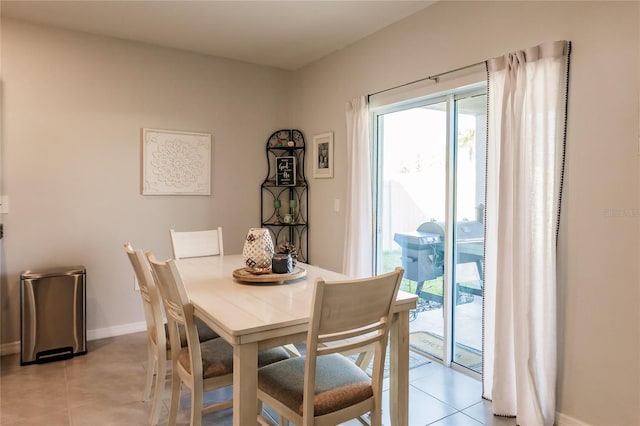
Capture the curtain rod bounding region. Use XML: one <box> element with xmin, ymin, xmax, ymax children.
<box><xmin>367</xmin><ymin>60</ymin><xmax>486</xmax><ymax>100</ymax></box>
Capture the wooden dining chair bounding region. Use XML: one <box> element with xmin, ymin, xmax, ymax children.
<box><xmin>256</xmin><ymin>267</ymin><xmax>404</xmax><ymax>426</ymax></box>
<box><xmin>146</xmin><ymin>253</ymin><xmax>291</xmax><ymax>426</ymax></box>
<box><xmin>123</xmin><ymin>243</ymin><xmax>168</xmax><ymax>425</ymax></box>
<box><xmin>124</xmin><ymin>243</ymin><xmax>220</xmax><ymax>425</ymax></box>
<box><xmin>169</xmin><ymin>227</ymin><xmax>224</xmax><ymax>259</ymax></box>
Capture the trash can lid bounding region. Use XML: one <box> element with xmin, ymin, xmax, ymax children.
<box><xmin>21</xmin><ymin>265</ymin><xmax>85</xmax><ymax>279</ymax></box>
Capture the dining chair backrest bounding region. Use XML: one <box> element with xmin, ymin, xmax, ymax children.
<box><xmin>123</xmin><ymin>243</ymin><xmax>166</xmax><ymax>425</ymax></box>
<box><xmin>145</xmin><ymin>254</ymin><xmax>197</xmax><ymax>359</ymax></box>
<box><xmin>124</xmin><ymin>243</ymin><xmax>166</xmax><ymax>355</ymax></box>
<box><xmin>169</xmin><ymin>227</ymin><xmax>224</xmax><ymax>259</ymax></box>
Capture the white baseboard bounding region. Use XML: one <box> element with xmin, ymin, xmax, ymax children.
<box><xmin>87</xmin><ymin>321</ymin><xmax>147</xmax><ymax>341</ymax></box>
<box><xmin>1</xmin><ymin>321</ymin><xmax>147</xmax><ymax>356</ymax></box>
<box><xmin>556</xmin><ymin>412</ymin><xmax>591</xmax><ymax>426</ymax></box>
<box><xmin>0</xmin><ymin>341</ymin><xmax>20</xmax><ymax>356</ymax></box>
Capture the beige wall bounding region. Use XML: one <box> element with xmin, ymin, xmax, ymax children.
<box><xmin>0</xmin><ymin>19</ymin><xmax>292</xmax><ymax>341</ymax></box>
<box><xmin>292</xmin><ymin>1</ymin><xmax>639</xmax><ymax>425</ymax></box>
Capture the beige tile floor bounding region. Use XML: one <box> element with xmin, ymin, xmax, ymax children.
<box><xmin>0</xmin><ymin>332</ymin><xmax>516</xmax><ymax>426</ymax></box>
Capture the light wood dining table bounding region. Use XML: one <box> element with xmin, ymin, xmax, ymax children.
<box><xmin>176</xmin><ymin>254</ymin><xmax>417</xmax><ymax>426</ymax></box>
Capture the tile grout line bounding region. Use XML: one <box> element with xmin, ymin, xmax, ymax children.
<box><xmin>64</xmin><ymin>359</ymin><xmax>73</xmax><ymax>426</ymax></box>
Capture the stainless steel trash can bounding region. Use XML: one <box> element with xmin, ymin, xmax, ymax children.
<box><xmin>20</xmin><ymin>266</ymin><xmax>87</xmax><ymax>365</ymax></box>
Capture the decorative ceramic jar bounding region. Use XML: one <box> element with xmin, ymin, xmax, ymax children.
<box><xmin>242</xmin><ymin>228</ymin><xmax>274</xmax><ymax>273</ymax></box>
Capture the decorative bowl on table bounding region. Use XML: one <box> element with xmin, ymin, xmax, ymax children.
<box><xmin>232</xmin><ymin>266</ymin><xmax>306</xmax><ymax>284</ymax></box>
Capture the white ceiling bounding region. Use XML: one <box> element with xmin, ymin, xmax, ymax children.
<box><xmin>1</xmin><ymin>0</ymin><xmax>435</xmax><ymax>70</ymax></box>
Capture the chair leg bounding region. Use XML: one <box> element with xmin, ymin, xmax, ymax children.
<box><xmin>149</xmin><ymin>354</ymin><xmax>166</xmax><ymax>425</ymax></box>
<box><xmin>191</xmin><ymin>379</ymin><xmax>203</xmax><ymax>426</ymax></box>
<box><xmin>370</xmin><ymin>406</ymin><xmax>382</xmax><ymax>426</ymax></box>
<box><xmin>168</xmin><ymin>370</ymin><xmax>181</xmax><ymax>426</ymax></box>
<box><xmin>142</xmin><ymin>344</ymin><xmax>156</xmax><ymax>401</ymax></box>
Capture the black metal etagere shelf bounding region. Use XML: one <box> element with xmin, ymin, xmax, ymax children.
<box><xmin>260</xmin><ymin>129</ymin><xmax>308</xmax><ymax>263</ymax></box>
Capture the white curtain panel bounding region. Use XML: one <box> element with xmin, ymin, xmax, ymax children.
<box><xmin>483</xmin><ymin>40</ymin><xmax>570</xmax><ymax>426</ymax></box>
<box><xmin>343</xmin><ymin>96</ymin><xmax>373</xmax><ymax>277</ymax></box>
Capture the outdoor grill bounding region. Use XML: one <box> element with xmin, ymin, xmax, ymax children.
<box><xmin>394</xmin><ymin>220</ymin><xmax>485</xmax><ymax>305</ymax></box>
<box><xmin>393</xmin><ymin>228</ymin><xmax>443</xmax><ymax>284</ymax></box>
<box><xmin>417</xmin><ymin>220</ymin><xmax>484</xmax><ymax>278</ymax></box>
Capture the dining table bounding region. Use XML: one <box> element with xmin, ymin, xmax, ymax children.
<box><xmin>176</xmin><ymin>254</ymin><xmax>418</xmax><ymax>426</ymax></box>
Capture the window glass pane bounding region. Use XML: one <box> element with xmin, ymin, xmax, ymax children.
<box><xmin>377</xmin><ymin>101</ymin><xmax>447</xmax><ymax>360</ymax></box>
<box><xmin>452</xmin><ymin>93</ymin><xmax>486</xmax><ymax>374</ymax></box>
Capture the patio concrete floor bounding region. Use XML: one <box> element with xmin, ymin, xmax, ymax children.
<box><xmin>409</xmin><ymin>295</ymin><xmax>483</xmax><ymax>364</ymax></box>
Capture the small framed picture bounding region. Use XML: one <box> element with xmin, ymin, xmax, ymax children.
<box><xmin>313</xmin><ymin>132</ymin><xmax>333</xmax><ymax>179</ymax></box>
<box><xmin>276</xmin><ymin>156</ymin><xmax>296</xmax><ymax>186</ymax></box>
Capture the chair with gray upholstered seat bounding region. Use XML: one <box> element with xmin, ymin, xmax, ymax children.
<box><xmin>146</xmin><ymin>252</ymin><xmax>291</xmax><ymax>426</ymax></box>
<box><xmin>123</xmin><ymin>243</ymin><xmax>219</xmax><ymax>425</ymax></box>
<box><xmin>257</xmin><ymin>267</ymin><xmax>404</xmax><ymax>426</ymax></box>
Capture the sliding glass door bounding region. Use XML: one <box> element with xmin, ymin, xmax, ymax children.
<box><xmin>374</xmin><ymin>86</ymin><xmax>486</xmax><ymax>374</ymax></box>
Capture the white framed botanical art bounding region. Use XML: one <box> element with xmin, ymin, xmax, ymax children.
<box><xmin>312</xmin><ymin>132</ymin><xmax>333</xmax><ymax>179</ymax></box>
<box><xmin>141</xmin><ymin>128</ymin><xmax>211</xmax><ymax>195</ymax></box>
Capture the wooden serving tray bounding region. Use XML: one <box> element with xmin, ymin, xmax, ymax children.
<box><xmin>232</xmin><ymin>266</ymin><xmax>306</xmax><ymax>284</ymax></box>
